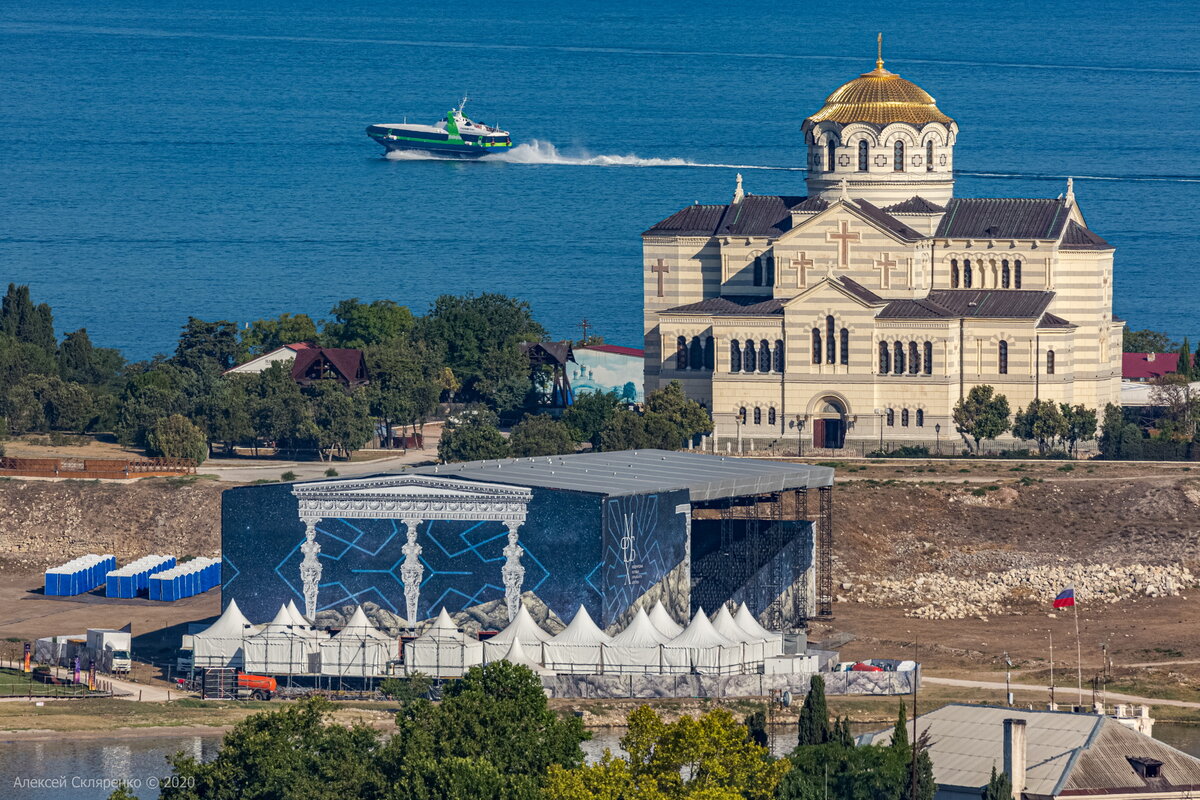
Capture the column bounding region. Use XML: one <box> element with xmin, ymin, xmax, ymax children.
<box><xmin>500</xmin><ymin>520</ymin><xmax>526</xmax><ymax>622</ymax></box>
<box><xmin>298</xmin><ymin>518</ymin><xmax>323</xmax><ymax>620</ymax></box>
<box><xmin>400</xmin><ymin>519</ymin><xmax>424</xmax><ymax>625</ymax></box>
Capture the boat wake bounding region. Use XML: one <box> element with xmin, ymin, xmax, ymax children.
<box><xmin>385</xmin><ymin>139</ymin><xmax>800</xmax><ymax>170</ymax></box>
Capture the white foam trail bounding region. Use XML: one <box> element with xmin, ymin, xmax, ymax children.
<box><xmin>482</xmin><ymin>140</ymin><xmax>801</xmax><ymax>170</ymax></box>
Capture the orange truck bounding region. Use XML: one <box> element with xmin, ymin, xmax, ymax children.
<box><xmin>237</xmin><ymin>673</ymin><xmax>277</xmax><ymax>700</ymax></box>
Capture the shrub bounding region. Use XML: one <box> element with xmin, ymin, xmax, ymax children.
<box><xmin>146</xmin><ymin>414</ymin><xmax>207</xmax><ymax>464</ymax></box>
<box><xmin>281</xmin><ymin>471</ymin><xmax>297</xmax><ymax>481</ymax></box>
<box><xmin>324</xmin><ymin>467</ymin><xmax>338</xmax><ymax>477</ymax></box>
<box><xmin>867</xmin><ymin>445</ymin><xmax>930</xmax><ymax>458</ymax></box>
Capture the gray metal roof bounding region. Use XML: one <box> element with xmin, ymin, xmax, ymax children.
<box><xmin>406</xmin><ymin>450</ymin><xmax>833</xmax><ymax>500</ymax></box>
<box><xmin>935</xmin><ymin>198</ymin><xmax>1070</xmax><ymax>240</ymax></box>
<box><xmin>861</xmin><ymin>704</ymin><xmax>1200</xmax><ymax>795</ymax></box>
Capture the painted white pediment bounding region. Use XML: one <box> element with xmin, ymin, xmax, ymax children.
<box><xmin>783</xmin><ymin>277</ymin><xmax>885</xmax><ymax>311</ymax></box>
<box><xmin>292</xmin><ymin>474</ymin><xmax>532</xmax><ymax>522</ymax></box>
<box><xmin>777</xmin><ymin>201</ymin><xmax>919</xmax><ymax>247</ymax></box>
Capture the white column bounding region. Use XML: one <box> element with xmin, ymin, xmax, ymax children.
<box><xmin>501</xmin><ymin>520</ymin><xmax>526</xmax><ymax>621</ymax></box>
<box><xmin>400</xmin><ymin>519</ymin><xmax>424</xmax><ymax>625</ymax></box>
<box><xmin>299</xmin><ymin>518</ymin><xmax>323</xmax><ymax>619</ymax></box>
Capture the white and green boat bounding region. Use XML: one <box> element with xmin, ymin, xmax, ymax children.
<box><xmin>366</xmin><ymin>98</ymin><xmax>512</xmax><ymax>158</ymax></box>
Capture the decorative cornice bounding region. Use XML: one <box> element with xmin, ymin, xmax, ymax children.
<box><xmin>292</xmin><ymin>475</ymin><xmax>532</xmax><ymax>522</ymax></box>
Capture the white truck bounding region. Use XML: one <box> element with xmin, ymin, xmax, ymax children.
<box><xmin>86</xmin><ymin>628</ymin><xmax>132</xmax><ymax>675</ymax></box>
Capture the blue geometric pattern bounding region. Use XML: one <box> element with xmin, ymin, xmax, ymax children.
<box><xmin>599</xmin><ymin>490</ymin><xmax>688</xmax><ymax>625</ymax></box>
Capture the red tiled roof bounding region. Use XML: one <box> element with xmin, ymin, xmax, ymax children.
<box><xmin>580</xmin><ymin>344</ymin><xmax>644</xmax><ymax>358</ymax></box>
<box><xmin>1123</xmin><ymin>352</ymin><xmax>1181</xmax><ymax>380</ymax></box>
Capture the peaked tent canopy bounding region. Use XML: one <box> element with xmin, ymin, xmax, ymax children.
<box><xmin>648</xmin><ymin>600</ymin><xmax>683</xmax><ymax>638</ymax></box>
<box><xmin>733</xmin><ymin>604</ymin><xmax>785</xmax><ymax>657</ymax></box>
<box><xmin>664</xmin><ymin>608</ymin><xmax>740</xmax><ymax>675</ymax></box>
<box><xmin>500</xmin><ymin>638</ymin><xmax>555</xmax><ymax>676</ymax></box>
<box><xmin>711</xmin><ymin>604</ymin><xmax>765</xmax><ymax>665</ymax></box>
<box><xmin>483</xmin><ymin>604</ymin><xmax>552</xmax><ymax>659</ymax></box>
<box><xmin>605</xmin><ymin>607</ymin><xmax>666</xmax><ymax>674</ymax></box>
<box><xmin>544</xmin><ymin>605</ymin><xmax>610</xmax><ymax>673</ymax></box>
<box><xmin>193</xmin><ymin>599</ymin><xmax>255</xmax><ymax>668</ymax></box>
<box><xmin>404</xmin><ymin>607</ymin><xmax>483</xmax><ymax>678</ymax></box>
<box><xmin>243</xmin><ymin>603</ymin><xmax>320</xmax><ymax>674</ymax></box>
<box><xmin>320</xmin><ymin>606</ymin><xmax>396</xmax><ymax>676</ymax></box>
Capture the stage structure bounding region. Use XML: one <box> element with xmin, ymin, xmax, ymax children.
<box><xmin>220</xmin><ymin>450</ymin><xmax>834</xmax><ymax>632</ymax></box>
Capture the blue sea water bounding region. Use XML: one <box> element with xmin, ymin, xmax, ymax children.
<box><xmin>2</xmin><ymin>0</ymin><xmax>1198</xmax><ymax>360</ymax></box>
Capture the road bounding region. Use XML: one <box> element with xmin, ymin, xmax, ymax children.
<box><xmin>923</xmin><ymin>675</ymin><xmax>1200</xmax><ymax>710</ymax></box>
<box><xmin>202</xmin><ymin>450</ymin><xmax>435</xmax><ymax>483</ymax></box>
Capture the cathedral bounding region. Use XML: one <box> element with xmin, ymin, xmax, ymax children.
<box><xmin>642</xmin><ymin>46</ymin><xmax>1122</xmax><ymax>452</ymax></box>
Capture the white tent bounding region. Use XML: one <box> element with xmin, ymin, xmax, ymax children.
<box><xmin>603</xmin><ymin>607</ymin><xmax>666</xmax><ymax>674</ymax></box>
<box><xmin>285</xmin><ymin>599</ymin><xmax>315</xmax><ymax>629</ymax></box>
<box><xmin>319</xmin><ymin>606</ymin><xmax>397</xmax><ymax>677</ymax></box>
<box><xmin>543</xmin><ymin>605</ymin><xmax>610</xmax><ymax>674</ymax></box>
<box><xmin>243</xmin><ymin>603</ymin><xmax>320</xmax><ymax>674</ymax></box>
<box><xmin>710</xmin><ymin>605</ymin><xmax>764</xmax><ymax>670</ymax></box>
<box><xmin>192</xmin><ymin>599</ymin><xmax>255</xmax><ymax>668</ymax></box>
<box><xmin>648</xmin><ymin>600</ymin><xmax>683</xmax><ymax>639</ymax></box>
<box><xmin>662</xmin><ymin>608</ymin><xmax>740</xmax><ymax>675</ymax></box>
<box><xmin>483</xmin><ymin>604</ymin><xmax>551</xmax><ymax>661</ymax></box>
<box><xmin>404</xmin><ymin>608</ymin><xmax>483</xmax><ymax>678</ymax></box>
<box><xmin>734</xmin><ymin>604</ymin><xmax>784</xmax><ymax>657</ymax></box>
<box><xmin>499</xmin><ymin>637</ymin><xmax>555</xmax><ymax>676</ymax></box>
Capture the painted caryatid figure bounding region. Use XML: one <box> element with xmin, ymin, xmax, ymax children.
<box><xmin>400</xmin><ymin>520</ymin><xmax>424</xmax><ymax>624</ymax></box>
<box><xmin>299</xmin><ymin>519</ymin><xmax>322</xmax><ymax>619</ymax></box>
<box><xmin>500</xmin><ymin>521</ymin><xmax>525</xmax><ymax>621</ymax></box>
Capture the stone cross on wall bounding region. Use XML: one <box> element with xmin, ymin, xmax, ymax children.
<box><xmin>791</xmin><ymin>253</ymin><xmax>813</xmax><ymax>287</ymax></box>
<box><xmin>874</xmin><ymin>253</ymin><xmax>899</xmax><ymax>289</ymax></box>
<box><xmin>826</xmin><ymin>221</ymin><xmax>860</xmax><ymax>269</ymax></box>
<box><xmin>650</xmin><ymin>259</ymin><xmax>670</xmax><ymax>298</ymax></box>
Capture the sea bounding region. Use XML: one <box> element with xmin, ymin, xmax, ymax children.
<box><xmin>1</xmin><ymin>1</ymin><xmax>1198</xmax><ymax>359</ymax></box>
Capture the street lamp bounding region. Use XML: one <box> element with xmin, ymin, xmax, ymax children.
<box><xmin>789</xmin><ymin>416</ymin><xmax>807</xmax><ymax>457</ymax></box>
<box><xmin>873</xmin><ymin>408</ymin><xmax>883</xmax><ymax>451</ymax></box>
<box><xmin>935</xmin><ymin>423</ymin><xmax>941</xmax><ymax>456</ymax></box>
<box><xmin>1004</xmin><ymin>652</ymin><xmax>1014</xmax><ymax>706</ymax></box>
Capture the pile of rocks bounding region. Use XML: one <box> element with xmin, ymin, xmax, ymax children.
<box><xmin>848</xmin><ymin>563</ymin><xmax>1197</xmax><ymax>620</ymax></box>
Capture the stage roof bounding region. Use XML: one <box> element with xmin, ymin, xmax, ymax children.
<box><xmin>406</xmin><ymin>450</ymin><xmax>833</xmax><ymax>501</ymax></box>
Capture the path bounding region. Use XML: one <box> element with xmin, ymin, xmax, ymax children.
<box><xmin>203</xmin><ymin>449</ymin><xmax>437</xmax><ymax>483</ymax></box>
<box><xmin>923</xmin><ymin>675</ymin><xmax>1200</xmax><ymax>709</ymax></box>
<box><xmin>103</xmin><ymin>675</ymin><xmax>177</xmax><ymax>702</ymax></box>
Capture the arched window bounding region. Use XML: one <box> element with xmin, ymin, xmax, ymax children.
<box><xmin>753</xmin><ymin>407</ymin><xmax>762</xmax><ymax>425</ymax></box>
<box><xmin>759</xmin><ymin>339</ymin><xmax>771</xmax><ymax>373</ymax></box>
<box><xmin>1046</xmin><ymin>349</ymin><xmax>1056</xmax><ymax>375</ymax></box>
<box><xmin>886</xmin><ymin>408</ymin><xmax>895</xmax><ymax>426</ymax></box>
<box><xmin>1014</xmin><ymin>260</ymin><xmax>1022</xmax><ymax>289</ymax></box>
<box><xmin>901</xmin><ymin>409</ymin><xmax>910</xmax><ymax>427</ymax></box>
<box><xmin>858</xmin><ymin>140</ymin><xmax>869</xmax><ymax>171</ymax></box>
<box><xmin>676</xmin><ymin>336</ymin><xmax>688</xmax><ymax>370</ymax></box>
<box><xmin>923</xmin><ymin>341</ymin><xmax>933</xmax><ymax>375</ymax></box>
<box><xmin>840</xmin><ymin>328</ymin><xmax>849</xmax><ymax>365</ymax></box>
<box><xmin>812</xmin><ymin>329</ymin><xmax>822</xmax><ymax>364</ymax></box>
<box><xmin>738</xmin><ymin>407</ymin><xmax>747</xmax><ymax>424</ymax></box>
<box><xmin>729</xmin><ymin>339</ymin><xmax>741</xmax><ymax>372</ymax></box>
<box><xmin>909</xmin><ymin>341</ymin><xmax>919</xmax><ymax>374</ymax></box>
<box><xmin>916</xmin><ymin>409</ymin><xmax>925</xmax><ymax>427</ymax></box>
<box><xmin>1002</xmin><ymin>260</ymin><xmax>1011</xmax><ymax>289</ymax></box>
<box><xmin>879</xmin><ymin>341</ymin><xmax>890</xmax><ymax>374</ymax></box>
<box><xmin>826</xmin><ymin>316</ymin><xmax>836</xmax><ymax>364</ymax></box>
<box><xmin>826</xmin><ymin>139</ymin><xmax>836</xmax><ymax>171</ymax></box>
<box><xmin>950</xmin><ymin>259</ymin><xmax>960</xmax><ymax>288</ymax></box>
<box><xmin>893</xmin><ymin>341</ymin><xmax>905</xmax><ymax>375</ymax></box>
<box><xmin>774</xmin><ymin>339</ymin><xmax>785</xmax><ymax>373</ymax></box>
<box><xmin>753</xmin><ymin>257</ymin><xmax>763</xmax><ymax>287</ymax></box>
<box><xmin>998</xmin><ymin>340</ymin><xmax>1009</xmax><ymax>374</ymax></box>
<box><xmin>768</xmin><ymin>407</ymin><xmax>777</xmax><ymax>426</ymax></box>
<box><xmin>894</xmin><ymin>140</ymin><xmax>905</xmax><ymax>172</ymax></box>
<box><xmin>765</xmin><ymin>256</ymin><xmax>775</xmax><ymax>287</ymax></box>
<box><xmin>926</xmin><ymin>140</ymin><xmax>934</xmax><ymax>172</ymax></box>
<box><xmin>689</xmin><ymin>336</ymin><xmax>703</xmax><ymax>369</ymax></box>
<box><xmin>744</xmin><ymin>340</ymin><xmax>756</xmax><ymax>372</ymax></box>
<box><xmin>963</xmin><ymin>259</ymin><xmax>973</xmax><ymax>288</ymax></box>
<box><xmin>704</xmin><ymin>336</ymin><xmax>714</xmax><ymax>370</ymax></box>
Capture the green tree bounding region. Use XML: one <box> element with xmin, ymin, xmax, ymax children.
<box><xmin>146</xmin><ymin>414</ymin><xmax>208</xmax><ymax>463</ymax></box>
<box><xmin>58</xmin><ymin>328</ymin><xmax>124</xmax><ymax>386</ymax></box>
<box><xmin>174</xmin><ymin>318</ymin><xmax>245</xmax><ymax>373</ymax></box>
<box><xmin>1178</xmin><ymin>337</ymin><xmax>1193</xmax><ymax>379</ymax></box>
<box><xmin>953</xmin><ymin>385</ymin><xmax>1011</xmax><ymax>454</ymax></box>
<box><xmin>561</xmin><ymin>391</ymin><xmax>622</xmax><ymax>447</ymax></box>
<box><xmin>192</xmin><ymin>375</ymin><xmax>255</xmax><ymax>455</ymax></box>
<box><xmin>644</xmin><ymin>381</ymin><xmax>713</xmax><ymax>445</ymax></box>
<box><xmin>778</xmin><ymin>741</ymin><xmax>909</xmax><ymax>800</ymax></box>
<box><xmin>1122</xmin><ymin>328</ymin><xmax>1176</xmax><ymax>354</ymax></box>
<box><xmin>0</xmin><ymin>283</ymin><xmax>55</xmax><ymax>352</ymax></box>
<box><xmin>744</xmin><ymin>706</ymin><xmax>769</xmax><ymax>748</ymax></box>
<box><xmin>323</xmin><ymin>299</ymin><xmax>414</xmax><ymax>348</ymax></box>
<box><xmin>379</xmin><ymin>672</ymin><xmax>432</xmax><ymax>703</ymax></box>
<box><xmin>248</xmin><ymin>362</ymin><xmax>317</xmax><ymax>454</ymax></box>
<box><xmin>114</xmin><ymin>364</ymin><xmax>199</xmax><ymax>448</ymax></box>
<box><xmin>438</xmin><ymin>409</ymin><xmax>510</xmax><ymax>463</ymax></box>
<box><xmin>5</xmin><ymin>374</ymin><xmax>95</xmax><ymax>434</ymax></box>
<box><xmin>241</xmin><ymin>313</ymin><xmax>318</xmax><ymax>356</ymax></box>
<box><xmin>1060</xmin><ymin>403</ymin><xmax>1098</xmax><ymax>456</ymax></box>
<box><xmin>982</xmin><ymin>765</ymin><xmax>1012</xmax><ymax>800</ymax></box>
<box><xmin>1011</xmin><ymin>399</ymin><xmax>1068</xmax><ymax>455</ymax></box>
<box><xmin>306</xmin><ymin>382</ymin><xmax>374</xmax><ymax>460</ymax></box>
<box><xmin>796</xmin><ymin>674</ymin><xmax>830</xmax><ymax>746</ymax></box>
<box><xmin>598</xmin><ymin>408</ymin><xmax>655</xmax><ymax>451</ymax></box>
<box><xmin>363</xmin><ymin>342</ymin><xmax>440</xmax><ymax>448</ymax></box>
<box><xmin>0</xmin><ymin>334</ymin><xmax>57</xmax><ymax>392</ymax></box>
<box><xmin>891</xmin><ymin>700</ymin><xmax>909</xmax><ymax>753</ymax></box>
<box><xmin>509</xmin><ymin>414</ymin><xmax>577</xmax><ymax>457</ymax></box>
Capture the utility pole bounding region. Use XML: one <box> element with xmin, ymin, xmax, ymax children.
<box><xmin>1004</xmin><ymin>652</ymin><xmax>1013</xmax><ymax>706</ymax></box>
<box><xmin>910</xmin><ymin>635</ymin><xmax>919</xmax><ymax>800</ymax></box>
<box><xmin>579</xmin><ymin>318</ymin><xmax>591</xmax><ymax>344</ymax></box>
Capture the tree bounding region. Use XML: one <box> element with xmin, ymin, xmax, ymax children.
<box><xmin>643</xmin><ymin>381</ymin><xmax>712</xmax><ymax>445</ymax></box>
<box><xmin>622</xmin><ymin>382</ymin><xmax>638</xmax><ymax>402</ymax></box>
<box><xmin>561</xmin><ymin>391</ymin><xmax>622</xmax><ymax>447</ymax></box>
<box><xmin>174</xmin><ymin>318</ymin><xmax>245</xmax><ymax>373</ymax></box>
<box><xmin>953</xmin><ymin>385</ymin><xmax>1011</xmax><ymax>453</ymax></box>
<box><xmin>509</xmin><ymin>414</ymin><xmax>576</xmax><ymax>457</ymax></box>
<box><xmin>1011</xmin><ymin>399</ymin><xmax>1068</xmax><ymax>455</ymax></box>
<box><xmin>241</xmin><ymin>313</ymin><xmax>318</xmax><ymax>356</ymax></box>
<box><xmin>363</xmin><ymin>341</ymin><xmax>441</xmax><ymax>448</ymax></box>
<box><xmin>778</xmin><ymin>739</ymin><xmax>909</xmax><ymax>800</ymax></box>
<box><xmin>1178</xmin><ymin>337</ymin><xmax>1194</xmax><ymax>379</ymax></box>
<box><xmin>438</xmin><ymin>366</ymin><xmax>461</xmax><ymax>406</ymax></box>
<box><xmin>114</xmin><ymin>364</ymin><xmax>199</xmax><ymax>448</ymax></box>
<box><xmin>192</xmin><ymin>375</ymin><xmax>255</xmax><ymax>455</ymax></box>
<box><xmin>982</xmin><ymin>765</ymin><xmax>1012</xmax><ymax>800</ymax></box>
<box><xmin>0</xmin><ymin>334</ymin><xmax>57</xmax><ymax>392</ymax></box>
<box><xmin>5</xmin><ymin>374</ymin><xmax>95</xmax><ymax>434</ymax></box>
<box><xmin>744</xmin><ymin>706</ymin><xmax>769</xmax><ymax>748</ymax></box>
<box><xmin>890</xmin><ymin>700</ymin><xmax>909</xmax><ymax>753</ymax></box>
<box><xmin>58</xmin><ymin>328</ymin><xmax>124</xmax><ymax>386</ymax></box>
<box><xmin>598</xmin><ymin>408</ymin><xmax>655</xmax><ymax>451</ymax></box>
<box><xmin>323</xmin><ymin>299</ymin><xmax>413</xmax><ymax>348</ymax></box>
<box><xmin>379</xmin><ymin>672</ymin><xmax>432</xmax><ymax>703</ymax></box>
<box><xmin>306</xmin><ymin>382</ymin><xmax>374</xmax><ymax>460</ymax></box>
<box><xmin>146</xmin><ymin>414</ymin><xmax>208</xmax><ymax>463</ymax></box>
<box><xmin>1060</xmin><ymin>404</ymin><xmax>1098</xmax><ymax>456</ymax></box>
<box><xmin>1123</xmin><ymin>328</ymin><xmax>1176</xmax><ymax>354</ymax></box>
<box><xmin>796</xmin><ymin>674</ymin><xmax>830</xmax><ymax>746</ymax></box>
<box><xmin>438</xmin><ymin>409</ymin><xmax>510</xmax><ymax>463</ymax></box>
<box><xmin>0</xmin><ymin>284</ymin><xmax>55</xmax><ymax>352</ymax></box>
<box><xmin>1149</xmin><ymin>373</ymin><xmax>1199</xmax><ymax>440</ymax></box>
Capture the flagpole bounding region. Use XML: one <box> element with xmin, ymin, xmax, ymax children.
<box><xmin>1074</xmin><ymin>598</ymin><xmax>1083</xmax><ymax>706</ymax></box>
<box><xmin>1049</xmin><ymin>630</ymin><xmax>1055</xmax><ymax>707</ymax></box>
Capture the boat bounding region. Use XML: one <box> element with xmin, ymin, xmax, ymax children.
<box><xmin>366</xmin><ymin>98</ymin><xmax>512</xmax><ymax>158</ymax></box>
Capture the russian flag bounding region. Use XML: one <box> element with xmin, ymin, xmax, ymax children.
<box><xmin>1053</xmin><ymin>587</ymin><xmax>1076</xmax><ymax>609</ymax></box>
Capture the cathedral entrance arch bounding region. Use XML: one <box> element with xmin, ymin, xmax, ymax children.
<box><xmin>809</xmin><ymin>396</ymin><xmax>848</xmax><ymax>450</ymax></box>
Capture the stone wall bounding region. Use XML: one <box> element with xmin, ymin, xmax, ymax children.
<box><xmin>542</xmin><ymin>668</ymin><xmax>916</xmax><ymax>699</ymax></box>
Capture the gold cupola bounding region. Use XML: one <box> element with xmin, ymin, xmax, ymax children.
<box><xmin>807</xmin><ymin>40</ymin><xmax>953</xmax><ymax>126</ymax></box>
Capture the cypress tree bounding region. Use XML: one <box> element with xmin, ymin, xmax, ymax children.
<box><xmin>982</xmin><ymin>764</ymin><xmax>1012</xmax><ymax>800</ymax></box>
<box><xmin>1193</xmin><ymin>340</ymin><xmax>1200</xmax><ymax>383</ymax></box>
<box><xmin>891</xmin><ymin>699</ymin><xmax>910</xmax><ymax>752</ymax></box>
<box><xmin>796</xmin><ymin>674</ymin><xmax>830</xmax><ymax>746</ymax></box>
<box><xmin>1179</xmin><ymin>337</ymin><xmax>1193</xmax><ymax>379</ymax></box>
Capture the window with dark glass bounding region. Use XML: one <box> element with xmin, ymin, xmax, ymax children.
<box><xmin>1014</xmin><ymin>260</ymin><xmax>1022</xmax><ymax>289</ymax></box>
<box><xmin>893</xmin><ymin>341</ymin><xmax>905</xmax><ymax>375</ymax></box>
<box><xmin>1001</xmin><ymin>260</ymin><xmax>1011</xmax><ymax>289</ymax></box>
<box><xmin>759</xmin><ymin>339</ymin><xmax>771</xmax><ymax>373</ymax></box>
<box><xmin>704</xmin><ymin>336</ymin><xmax>714</xmax><ymax>370</ymax></box>
<box><xmin>879</xmin><ymin>341</ymin><xmax>890</xmax><ymax>374</ymax></box>
<box><xmin>923</xmin><ymin>341</ymin><xmax>933</xmax><ymax>375</ymax></box>
<box><xmin>916</xmin><ymin>409</ymin><xmax>924</xmax><ymax>427</ymax></box>
<box><xmin>689</xmin><ymin>336</ymin><xmax>703</xmax><ymax>369</ymax></box>
<box><xmin>676</xmin><ymin>336</ymin><xmax>687</xmax><ymax>370</ymax></box>
<box><xmin>886</xmin><ymin>408</ymin><xmax>895</xmax><ymax>426</ymax></box>
<box><xmin>926</xmin><ymin>140</ymin><xmax>934</xmax><ymax>172</ymax></box>
<box><xmin>766</xmin><ymin>256</ymin><xmax>775</xmax><ymax>287</ymax></box>
<box><xmin>812</xmin><ymin>329</ymin><xmax>822</xmax><ymax>364</ymax></box>
<box><xmin>753</xmin><ymin>257</ymin><xmax>763</xmax><ymax>287</ymax></box>
<box><xmin>840</xmin><ymin>328</ymin><xmax>849</xmax><ymax>365</ymax></box>
<box><xmin>827</xmin><ymin>139</ymin><xmax>836</xmax><ymax>171</ymax></box>
<box><xmin>738</xmin><ymin>407</ymin><xmax>747</xmax><ymax>424</ymax></box>
<box><xmin>894</xmin><ymin>140</ymin><xmax>905</xmax><ymax>172</ymax></box>
<box><xmin>730</xmin><ymin>339</ymin><xmax>741</xmax><ymax>372</ymax></box>
<box><xmin>963</xmin><ymin>259</ymin><xmax>973</xmax><ymax>288</ymax></box>
<box><xmin>744</xmin><ymin>340</ymin><xmax>756</xmax><ymax>372</ymax></box>
<box><xmin>858</xmin><ymin>140</ymin><xmax>868</xmax><ymax>171</ymax></box>
<box><xmin>754</xmin><ymin>407</ymin><xmax>762</xmax><ymax>425</ymax></box>
<box><xmin>999</xmin><ymin>340</ymin><xmax>1009</xmax><ymax>374</ymax></box>
<box><xmin>901</xmin><ymin>409</ymin><xmax>910</xmax><ymax>427</ymax></box>
<box><xmin>768</xmin><ymin>408</ymin><xmax>777</xmax><ymax>426</ymax></box>
<box><xmin>826</xmin><ymin>316</ymin><xmax>836</xmax><ymax>364</ymax></box>
<box><xmin>909</xmin><ymin>341</ymin><xmax>919</xmax><ymax>374</ymax></box>
<box><xmin>951</xmin><ymin>259</ymin><xmax>960</xmax><ymax>288</ymax></box>
<box><xmin>1046</xmin><ymin>349</ymin><xmax>1055</xmax><ymax>375</ymax></box>
<box><xmin>774</xmin><ymin>339</ymin><xmax>784</xmax><ymax>373</ymax></box>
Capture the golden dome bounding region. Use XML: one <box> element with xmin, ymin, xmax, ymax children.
<box><xmin>807</xmin><ymin>57</ymin><xmax>953</xmax><ymax>126</ymax></box>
